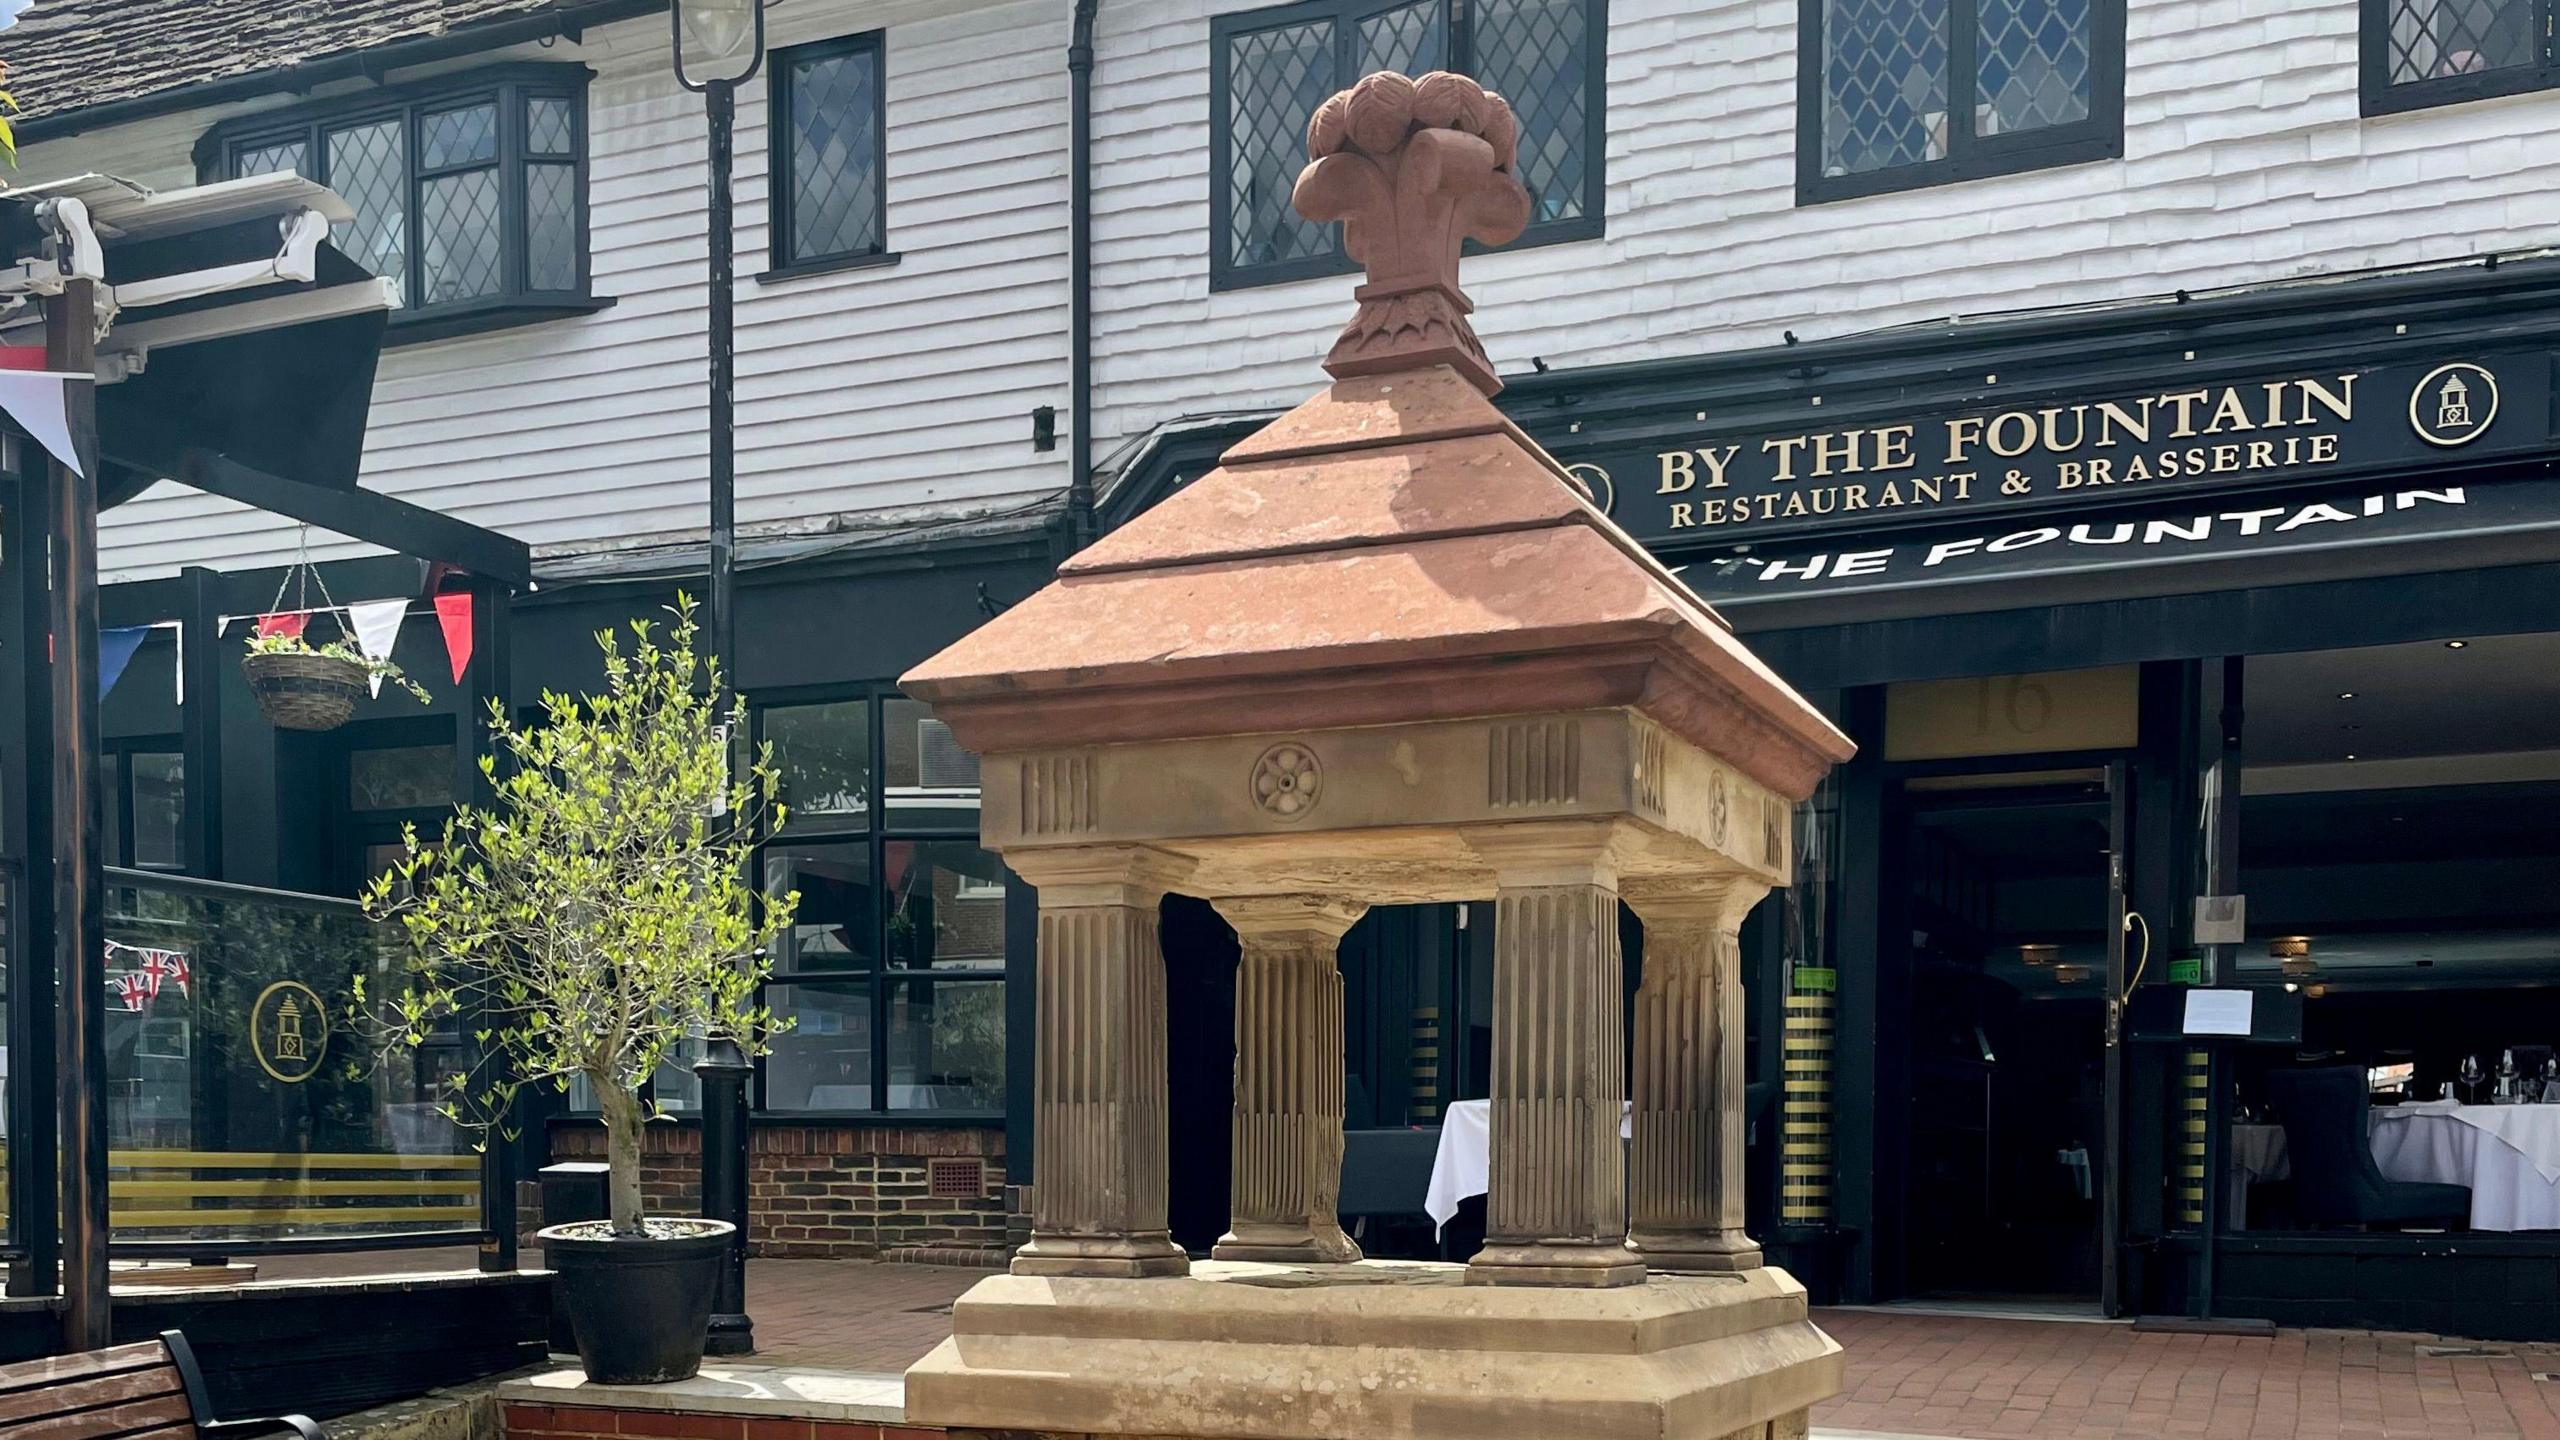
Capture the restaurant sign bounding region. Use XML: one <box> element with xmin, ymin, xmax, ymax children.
<box><xmin>1575</xmin><ymin>353</ymin><xmax>2551</xmax><ymax>546</ymax></box>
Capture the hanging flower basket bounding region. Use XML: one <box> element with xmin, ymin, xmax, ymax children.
<box><xmin>242</xmin><ymin>647</ymin><xmax>368</xmax><ymax>731</ymax></box>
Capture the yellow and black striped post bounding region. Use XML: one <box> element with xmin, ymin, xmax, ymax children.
<box><xmin>1409</xmin><ymin>1006</ymin><xmax>1442</xmax><ymax>1121</ymax></box>
<box><xmin>1781</xmin><ymin>967</ymin><xmax>1836</xmax><ymax>1226</ymax></box>
<box><xmin>2179</xmin><ymin>1047</ymin><xmax>2209</xmax><ymax>1227</ymax></box>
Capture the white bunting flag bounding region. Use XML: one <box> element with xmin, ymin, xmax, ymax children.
<box><xmin>0</xmin><ymin>367</ymin><xmax>88</xmax><ymax>477</ymax></box>
<box><xmin>345</xmin><ymin>598</ymin><xmax>408</xmax><ymax>697</ymax></box>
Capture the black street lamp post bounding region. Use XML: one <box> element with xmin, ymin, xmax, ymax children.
<box><xmin>672</xmin><ymin>0</ymin><xmax>767</xmax><ymax>1360</ymax></box>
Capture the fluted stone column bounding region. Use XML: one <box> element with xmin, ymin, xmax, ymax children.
<box><xmin>1464</xmin><ymin>823</ymin><xmax>1645</xmax><ymax>1288</ymax></box>
<box><xmin>1626</xmin><ymin>880</ymin><xmax>1771</xmax><ymax>1272</ymax></box>
<box><xmin>1212</xmin><ymin>895</ymin><xmax>1367</xmax><ymax>1264</ymax></box>
<box><xmin>1007</xmin><ymin>846</ymin><xmax>1193</xmax><ymax>1279</ymax></box>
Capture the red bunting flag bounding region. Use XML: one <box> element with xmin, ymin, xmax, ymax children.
<box><xmin>255</xmin><ymin>611</ymin><xmax>309</xmax><ymax>641</ymax></box>
<box><xmin>433</xmin><ymin>589</ymin><xmax>474</xmax><ymax>684</ymax></box>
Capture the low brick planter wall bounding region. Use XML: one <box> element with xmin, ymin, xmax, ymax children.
<box><xmin>502</xmin><ymin>1402</ymin><xmax>945</xmax><ymax>1440</ymax></box>
<box><xmin>538</xmin><ymin>1121</ymin><xmax>1011</xmax><ymax>1260</ymax></box>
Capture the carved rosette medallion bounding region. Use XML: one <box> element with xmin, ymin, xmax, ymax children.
<box><xmin>1251</xmin><ymin>743</ymin><xmax>1324</xmax><ymax>821</ymax></box>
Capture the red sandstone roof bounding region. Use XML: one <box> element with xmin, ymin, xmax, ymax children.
<box><xmin>903</xmin><ymin>368</ymin><xmax>1851</xmax><ymax>800</ymax></box>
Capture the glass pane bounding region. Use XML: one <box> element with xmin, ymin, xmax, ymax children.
<box><xmin>2386</xmin><ymin>0</ymin><xmax>2537</xmax><ymax>83</ymax></box>
<box><xmin>100</xmin><ymin>752</ymin><xmax>123</xmax><ymax>868</ymax></box>
<box><xmin>129</xmin><ymin>752</ymin><xmax>183</xmax><ymax>870</ymax></box>
<box><xmin>1225</xmin><ymin>17</ymin><xmax>1338</xmax><ymax>267</ymax></box>
<box><xmin>234</xmin><ymin>137</ymin><xmax>309</xmax><ymax>178</ymax></box>
<box><xmin>886</xmin><ymin>840</ymin><xmax>1008</xmax><ymax>970</ymax></box>
<box><xmin>420</xmin><ymin>102</ymin><xmax>499</xmax><ymax>169</ymax></box>
<box><xmin>527</xmin><ymin>161</ymin><xmax>579</xmax><ymax>292</ymax></box>
<box><xmin>526</xmin><ymin>95</ymin><xmax>576</xmax><ymax>156</ymax></box>
<box><xmin>766</xmin><ymin>700</ymin><xmax>872</xmax><ymax>831</ymax></box>
<box><xmin>327</xmin><ymin>119</ymin><xmax>409</xmax><ymax>306</ymax></box>
<box><xmin>349</xmin><ymin>744</ymin><xmax>455</xmax><ymax>812</ymax></box>
<box><xmin>883</xmin><ymin>697</ymin><xmax>980</xmax><ymax>829</ymax></box>
<box><xmin>768</xmin><ymin>843</ymin><xmax>878</xmax><ymax>973</ymax></box>
<box><xmin>1822</xmin><ymin>0</ymin><xmax>1950</xmax><ymax>176</ymax></box>
<box><xmin>785</xmin><ymin>45</ymin><xmax>885</xmax><ymax>262</ymax></box>
<box><xmin>887</xmin><ymin>976</ymin><xmax>1004</xmax><ymax>1112</ymax></box>
<box><xmin>765</xmin><ymin>980</ymin><xmax>873</xmax><ymax>1110</ymax></box>
<box><xmin>1358</xmin><ymin>0</ymin><xmax>1446</xmax><ymax>73</ymax></box>
<box><xmin>1474</xmin><ymin>0</ymin><xmax>1593</xmax><ymax>224</ymax></box>
<box><xmin>421</xmin><ymin>168</ymin><xmax>504</xmax><ymax>305</ymax></box>
<box><xmin>1976</xmin><ymin>0</ymin><xmax>2093</xmax><ymax>136</ymax></box>
<box><xmin>103</xmin><ymin>873</ymin><xmax>475</xmax><ymax>1245</ymax></box>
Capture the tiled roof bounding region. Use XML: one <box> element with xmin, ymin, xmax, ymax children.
<box><xmin>7</xmin><ymin>0</ymin><xmax>644</xmax><ymax>132</ymax></box>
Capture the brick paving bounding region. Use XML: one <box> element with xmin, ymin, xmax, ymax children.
<box><xmin>1813</xmin><ymin>1309</ymin><xmax>2560</xmax><ymax>1440</ymax></box>
<box><xmin>233</xmin><ymin>1254</ymin><xmax>2560</xmax><ymax>1438</ymax></box>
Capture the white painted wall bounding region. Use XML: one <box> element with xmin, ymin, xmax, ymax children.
<box><xmin>33</xmin><ymin>0</ymin><xmax>1071</xmax><ymax>583</ymax></box>
<box><xmin>1087</xmin><ymin>0</ymin><xmax>2560</xmax><ymax>449</ymax></box>
<box><xmin>41</xmin><ymin>0</ymin><xmax>2560</xmax><ymax>582</ymax></box>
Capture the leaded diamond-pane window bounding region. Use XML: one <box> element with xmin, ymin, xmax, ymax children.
<box><xmin>772</xmin><ymin>33</ymin><xmax>890</xmax><ymax>271</ymax></box>
<box><xmin>2363</xmin><ymin>0</ymin><xmax>2553</xmax><ymax>112</ymax></box>
<box><xmin>1801</xmin><ymin>0</ymin><xmax>2120</xmax><ymax>202</ymax></box>
<box><xmin>1211</xmin><ymin>0</ymin><xmax>1606</xmax><ymax>290</ymax></box>
<box><xmin>206</xmin><ymin>66</ymin><xmax>593</xmax><ymax>338</ymax></box>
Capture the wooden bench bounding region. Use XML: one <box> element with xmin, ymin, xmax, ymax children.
<box><xmin>0</xmin><ymin>1330</ymin><xmax>325</xmax><ymax>1440</ymax></box>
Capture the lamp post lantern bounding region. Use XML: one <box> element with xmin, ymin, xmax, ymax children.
<box><xmin>672</xmin><ymin>0</ymin><xmax>767</xmax><ymax>1359</ymax></box>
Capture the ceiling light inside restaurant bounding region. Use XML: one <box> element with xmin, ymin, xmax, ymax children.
<box><xmin>2019</xmin><ymin>943</ymin><xmax>2059</xmax><ymax>967</ymax></box>
<box><xmin>2447</xmin><ymin>639</ymin><xmax>2469</xmax><ymax>649</ymax></box>
<box><xmin>2053</xmin><ymin>964</ymin><xmax>2090</xmax><ymax>984</ymax></box>
<box><xmin>2269</xmin><ymin>936</ymin><xmax>2312</xmax><ymax>960</ymax></box>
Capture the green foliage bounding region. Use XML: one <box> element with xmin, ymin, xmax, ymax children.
<box><xmin>247</xmin><ymin>628</ymin><xmax>433</xmax><ymax>705</ymax></box>
<box><xmin>360</xmin><ymin>597</ymin><xmax>797</xmax><ymax>1233</ymax></box>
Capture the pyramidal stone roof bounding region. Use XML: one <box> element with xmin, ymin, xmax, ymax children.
<box><xmin>904</xmin><ymin>72</ymin><xmax>1850</xmax><ymax>801</ymax></box>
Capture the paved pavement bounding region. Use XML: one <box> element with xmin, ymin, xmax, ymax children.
<box><xmin>231</xmin><ymin>1254</ymin><xmax>2560</xmax><ymax>1438</ymax></box>
<box><xmin>736</xmin><ymin>1262</ymin><xmax>2560</xmax><ymax>1440</ymax></box>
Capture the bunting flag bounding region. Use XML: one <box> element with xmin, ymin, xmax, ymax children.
<box><xmin>0</xmin><ymin>344</ymin><xmax>89</xmax><ymax>478</ymax></box>
<box><xmin>97</xmin><ymin>625</ymin><xmax>148</xmax><ymax>700</ymax></box>
<box><xmin>109</xmin><ymin>973</ymin><xmax>151</xmax><ymax>1012</ymax></box>
<box><xmin>139</xmin><ymin>947</ymin><xmax>191</xmax><ymax>998</ymax></box>
<box><xmin>345</xmin><ymin>597</ymin><xmax>408</xmax><ymax>697</ymax></box>
<box><xmin>255</xmin><ymin>611</ymin><xmax>309</xmax><ymax>641</ymax></box>
<box><xmin>433</xmin><ymin>590</ymin><xmax>474</xmax><ymax>684</ymax></box>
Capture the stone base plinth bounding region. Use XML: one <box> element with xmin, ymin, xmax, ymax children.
<box><xmin>904</xmin><ymin>1259</ymin><xmax>1840</xmax><ymax>1440</ymax></box>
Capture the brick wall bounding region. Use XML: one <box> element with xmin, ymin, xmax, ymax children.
<box><xmin>539</xmin><ymin>1122</ymin><xmax>1008</xmax><ymax>1262</ymax></box>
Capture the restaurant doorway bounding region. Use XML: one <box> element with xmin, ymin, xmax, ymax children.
<box><xmin>1891</xmin><ymin>768</ymin><xmax>2129</xmax><ymax>1307</ymax></box>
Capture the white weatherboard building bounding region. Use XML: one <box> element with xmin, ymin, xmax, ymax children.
<box><xmin>15</xmin><ymin>0</ymin><xmax>2560</xmax><ymax>1332</ymax></box>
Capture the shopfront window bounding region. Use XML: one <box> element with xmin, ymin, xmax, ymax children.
<box><xmin>753</xmin><ymin>691</ymin><xmax>1007</xmax><ymax>1117</ymax></box>
<box><xmin>2223</xmin><ymin>633</ymin><xmax>2560</xmax><ymax>1237</ymax></box>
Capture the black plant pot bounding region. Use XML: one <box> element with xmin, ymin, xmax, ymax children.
<box><xmin>540</xmin><ymin>1218</ymin><xmax>735</xmax><ymax>1384</ymax></box>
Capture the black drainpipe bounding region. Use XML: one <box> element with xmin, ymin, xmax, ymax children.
<box><xmin>1065</xmin><ymin>0</ymin><xmax>1102</xmax><ymax>551</ymax></box>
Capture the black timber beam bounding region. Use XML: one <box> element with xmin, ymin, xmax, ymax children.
<box><xmin>175</xmin><ymin>451</ymin><xmax>532</xmax><ymax>589</ymax></box>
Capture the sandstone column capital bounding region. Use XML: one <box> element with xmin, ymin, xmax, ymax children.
<box><xmin>1005</xmin><ymin>843</ymin><xmax>1196</xmax><ymax>909</ymax></box>
<box><xmin>1212</xmin><ymin>893</ymin><xmax>1370</xmax><ymax>943</ymax></box>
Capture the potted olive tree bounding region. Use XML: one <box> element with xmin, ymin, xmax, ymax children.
<box><xmin>362</xmin><ymin>599</ymin><xmax>793</xmax><ymax>1384</ymax></box>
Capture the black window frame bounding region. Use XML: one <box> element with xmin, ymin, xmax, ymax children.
<box><xmin>765</xmin><ymin>30</ymin><xmax>897</xmax><ymax>281</ymax></box>
<box><xmin>749</xmin><ymin>683</ymin><xmax>1009</xmax><ymax>1124</ymax></box>
<box><xmin>2360</xmin><ymin>0</ymin><xmax>2559</xmax><ymax>115</ymax></box>
<box><xmin>195</xmin><ymin>63</ymin><xmax>607</xmax><ymax>345</ymax></box>
<box><xmin>1209</xmin><ymin>0</ymin><xmax>1610</xmax><ymax>292</ymax></box>
<box><xmin>1795</xmin><ymin>0</ymin><xmax>2125</xmax><ymax>205</ymax></box>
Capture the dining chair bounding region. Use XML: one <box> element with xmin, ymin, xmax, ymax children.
<box><xmin>2266</xmin><ymin>1065</ymin><xmax>2469</xmax><ymax>1231</ymax></box>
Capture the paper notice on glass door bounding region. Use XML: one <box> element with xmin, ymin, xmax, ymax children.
<box><xmin>2183</xmin><ymin>988</ymin><xmax>2254</xmax><ymax>1038</ymax></box>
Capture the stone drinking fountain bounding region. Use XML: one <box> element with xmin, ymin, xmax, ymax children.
<box><xmin>903</xmin><ymin>69</ymin><xmax>1856</xmax><ymax>1440</ymax></box>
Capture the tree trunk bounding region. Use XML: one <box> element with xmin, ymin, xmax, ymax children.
<box><xmin>597</xmin><ymin>1083</ymin><xmax>648</xmax><ymax>1235</ymax></box>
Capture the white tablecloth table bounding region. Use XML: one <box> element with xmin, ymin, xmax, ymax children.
<box><xmin>2228</xmin><ymin>1122</ymin><xmax>2291</xmax><ymax>1230</ymax></box>
<box><xmin>2371</xmin><ymin>1103</ymin><xmax>2560</xmax><ymax>1231</ymax></box>
<box><xmin>1424</xmin><ymin>1098</ymin><xmax>1634</xmax><ymax>1233</ymax></box>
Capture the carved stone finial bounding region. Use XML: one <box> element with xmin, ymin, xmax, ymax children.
<box><xmin>1291</xmin><ymin>71</ymin><xmax>1533</xmax><ymax>395</ymax></box>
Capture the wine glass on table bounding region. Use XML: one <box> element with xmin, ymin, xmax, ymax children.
<box><xmin>2460</xmin><ymin>1053</ymin><xmax>2485</xmax><ymax>1105</ymax></box>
